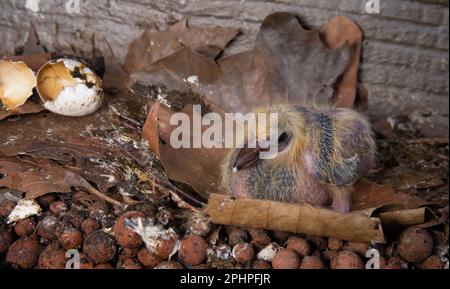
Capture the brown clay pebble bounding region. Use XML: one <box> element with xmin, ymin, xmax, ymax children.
<box><xmin>252</xmin><ymin>260</ymin><xmax>272</xmax><ymax>269</ymax></box>
<box><xmin>118</xmin><ymin>258</ymin><xmax>143</xmax><ymax>269</ymax></box>
<box><xmin>64</xmin><ymin>208</ymin><xmax>85</xmax><ymax>229</ymax></box>
<box><xmin>179</xmin><ymin>235</ymin><xmax>208</xmax><ymax>266</ymax></box>
<box><xmin>192</xmin><ymin>264</ymin><xmax>208</xmax><ymax>269</ymax></box>
<box><xmin>6</xmin><ymin>237</ymin><xmax>41</xmax><ymax>269</ymax></box>
<box><xmin>0</xmin><ymin>199</ymin><xmax>15</xmax><ymax>217</ymax></box>
<box><xmin>397</xmin><ymin>227</ymin><xmax>433</xmax><ymax>263</ymax></box>
<box><xmin>343</xmin><ymin>241</ymin><xmax>370</xmax><ymax>256</ymax></box>
<box><xmin>272</xmin><ymin>249</ymin><xmax>301</xmax><ymax>269</ymax></box>
<box><xmin>14</xmin><ymin>218</ymin><xmax>36</xmax><ymax>237</ymax></box>
<box><xmin>420</xmin><ymin>255</ymin><xmax>444</xmax><ymax>269</ymax></box>
<box><xmin>95</xmin><ymin>263</ymin><xmax>114</xmax><ymax>269</ymax></box>
<box><xmin>384</xmin><ymin>256</ymin><xmax>408</xmax><ymax>269</ymax></box>
<box><xmin>232</xmin><ymin>242</ymin><xmax>255</xmax><ymax>263</ymax></box>
<box><xmin>88</xmin><ymin>202</ymin><xmax>110</xmax><ymax>220</ymax></box>
<box><xmin>286</xmin><ymin>236</ymin><xmax>310</xmax><ymax>257</ymax></box>
<box><xmin>227</xmin><ymin>227</ymin><xmax>249</xmax><ymax>247</ymax></box>
<box><xmin>81</xmin><ymin>218</ymin><xmax>101</xmax><ymax>235</ymax></box>
<box><xmin>120</xmin><ymin>247</ymin><xmax>139</xmax><ymax>259</ymax></box>
<box><xmin>0</xmin><ymin>226</ymin><xmax>14</xmax><ymax>254</ymax></box>
<box><xmin>83</xmin><ymin>231</ymin><xmax>117</xmax><ymax>264</ymax></box>
<box><xmin>323</xmin><ymin>250</ymin><xmax>338</xmax><ymax>261</ymax></box>
<box><xmin>331</xmin><ymin>251</ymin><xmax>364</xmax><ymax>269</ymax></box>
<box><xmin>153</xmin><ymin>235</ymin><xmax>177</xmax><ymax>260</ymax></box>
<box><xmin>155</xmin><ymin>261</ymin><xmax>184</xmax><ymax>269</ymax></box>
<box><xmin>248</xmin><ymin>229</ymin><xmax>271</xmax><ymax>248</ymax></box>
<box><xmin>58</xmin><ymin>227</ymin><xmax>83</xmax><ymax>250</ymax></box>
<box><xmin>187</xmin><ymin>213</ymin><xmax>212</xmax><ymax>236</ymax></box>
<box><xmin>327</xmin><ymin>238</ymin><xmax>343</xmax><ymax>251</ymax></box>
<box><xmin>37</xmin><ymin>215</ymin><xmax>60</xmax><ymax>240</ymax></box>
<box><xmin>36</xmin><ymin>194</ymin><xmax>57</xmax><ymax>208</ymax></box>
<box><xmin>71</xmin><ymin>191</ymin><xmax>92</xmax><ymax>206</ymax></box>
<box><xmin>113</xmin><ymin>211</ymin><xmax>145</xmax><ymax>248</ymax></box>
<box><xmin>137</xmin><ymin>248</ymin><xmax>162</xmax><ymax>268</ymax></box>
<box><xmin>38</xmin><ymin>243</ymin><xmax>66</xmax><ymax>269</ymax></box>
<box><xmin>49</xmin><ymin>201</ymin><xmax>69</xmax><ymax>216</ymax></box>
<box><xmin>300</xmin><ymin>256</ymin><xmax>326</xmax><ymax>269</ymax></box>
<box><xmin>79</xmin><ymin>253</ymin><xmax>95</xmax><ymax>269</ymax></box>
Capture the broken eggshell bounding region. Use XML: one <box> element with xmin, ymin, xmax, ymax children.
<box><xmin>0</xmin><ymin>60</ymin><xmax>37</xmax><ymax>110</ymax></box>
<box><xmin>36</xmin><ymin>58</ymin><xmax>103</xmax><ymax>117</ymax></box>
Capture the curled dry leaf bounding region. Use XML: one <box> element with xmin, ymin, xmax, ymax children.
<box><xmin>205</xmin><ymin>193</ymin><xmax>385</xmax><ymax>243</ymax></box>
<box><xmin>0</xmin><ymin>61</ymin><xmax>37</xmax><ymax>110</ymax></box>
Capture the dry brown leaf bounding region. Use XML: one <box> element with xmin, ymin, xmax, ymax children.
<box><xmin>0</xmin><ymin>99</ymin><xmax>44</xmax><ymax>121</ymax></box>
<box><xmin>0</xmin><ymin>155</ymin><xmax>122</xmax><ymax>206</ymax></box>
<box><xmin>124</xmin><ymin>19</ymin><xmax>239</xmax><ymax>74</ymax></box>
<box><xmin>205</xmin><ymin>193</ymin><xmax>385</xmax><ymax>243</ymax></box>
<box><xmin>1</xmin><ymin>53</ymin><xmax>51</xmax><ymax>72</ymax></box>
<box><xmin>352</xmin><ymin>179</ymin><xmax>431</xmax><ymax>211</ymax></box>
<box><xmin>0</xmin><ymin>156</ymin><xmax>72</xmax><ymax>198</ymax></box>
<box><xmin>144</xmin><ymin>102</ymin><xmax>229</xmax><ymax>199</ymax></box>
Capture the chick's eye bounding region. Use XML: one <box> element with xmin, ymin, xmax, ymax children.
<box><xmin>278</xmin><ymin>132</ymin><xmax>289</xmax><ymax>143</ymax></box>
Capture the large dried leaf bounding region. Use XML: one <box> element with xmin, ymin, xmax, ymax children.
<box><xmin>124</xmin><ymin>19</ymin><xmax>239</xmax><ymax>74</ymax></box>
<box><xmin>132</xmin><ymin>13</ymin><xmax>350</xmax><ymax>113</ymax></box>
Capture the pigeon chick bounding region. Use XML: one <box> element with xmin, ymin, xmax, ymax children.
<box><xmin>221</xmin><ymin>104</ymin><xmax>376</xmax><ymax>213</ymax></box>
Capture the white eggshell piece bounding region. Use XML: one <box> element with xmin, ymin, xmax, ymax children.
<box><xmin>7</xmin><ymin>199</ymin><xmax>42</xmax><ymax>224</ymax></box>
<box><xmin>43</xmin><ymin>82</ymin><xmax>102</xmax><ymax>117</ymax></box>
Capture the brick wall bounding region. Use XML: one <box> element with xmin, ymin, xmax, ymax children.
<box><xmin>0</xmin><ymin>0</ymin><xmax>448</xmax><ymax>136</ymax></box>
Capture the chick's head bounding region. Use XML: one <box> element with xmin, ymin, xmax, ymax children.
<box><xmin>221</xmin><ymin>104</ymin><xmax>310</xmax><ymax>195</ymax></box>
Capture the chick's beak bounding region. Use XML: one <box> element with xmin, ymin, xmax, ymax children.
<box><xmin>234</xmin><ymin>141</ymin><xmax>268</xmax><ymax>171</ymax></box>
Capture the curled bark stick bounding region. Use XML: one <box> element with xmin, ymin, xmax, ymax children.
<box><xmin>204</xmin><ymin>194</ymin><xmax>385</xmax><ymax>243</ymax></box>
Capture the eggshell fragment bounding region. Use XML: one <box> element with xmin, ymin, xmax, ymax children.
<box><xmin>6</xmin><ymin>199</ymin><xmax>41</xmax><ymax>224</ymax></box>
<box><xmin>0</xmin><ymin>61</ymin><xmax>37</xmax><ymax>109</ymax></box>
<box><xmin>36</xmin><ymin>58</ymin><xmax>103</xmax><ymax>117</ymax></box>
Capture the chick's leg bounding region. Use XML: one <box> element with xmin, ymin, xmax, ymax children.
<box><xmin>327</xmin><ymin>185</ymin><xmax>352</xmax><ymax>213</ymax></box>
